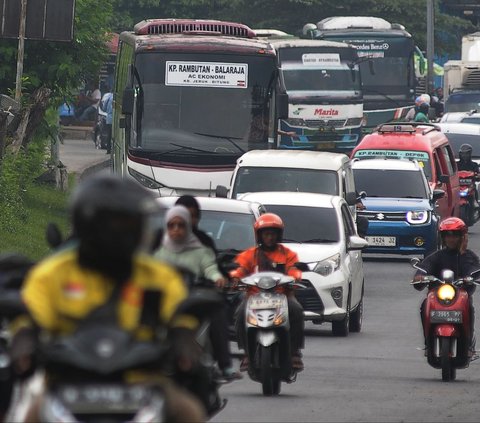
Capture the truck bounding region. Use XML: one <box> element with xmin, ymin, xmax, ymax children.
<box><xmin>303</xmin><ymin>16</ymin><xmax>417</xmax><ymax>131</ymax></box>
<box><xmin>442</xmin><ymin>32</ymin><xmax>480</xmax><ymax>112</ymax></box>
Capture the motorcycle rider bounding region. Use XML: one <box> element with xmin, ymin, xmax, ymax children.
<box><xmin>9</xmin><ymin>174</ymin><xmax>206</xmax><ymax>422</ymax></box>
<box><xmin>457</xmin><ymin>143</ymin><xmax>480</xmax><ymax>209</ymax></box>
<box><xmin>230</xmin><ymin>213</ymin><xmax>305</xmax><ymax>371</ymax></box>
<box><xmin>413</xmin><ymin>217</ymin><xmax>480</xmax><ymax>352</ymax></box>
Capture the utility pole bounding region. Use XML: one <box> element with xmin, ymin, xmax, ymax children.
<box><xmin>15</xmin><ymin>0</ymin><xmax>28</xmax><ymax>101</ymax></box>
<box><xmin>426</xmin><ymin>0</ymin><xmax>435</xmax><ymax>95</ymax></box>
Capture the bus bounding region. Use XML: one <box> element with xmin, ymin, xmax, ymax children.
<box><xmin>270</xmin><ymin>39</ymin><xmax>363</xmax><ymax>153</ymax></box>
<box><xmin>303</xmin><ymin>16</ymin><xmax>416</xmax><ymax>131</ymax></box>
<box><xmin>112</xmin><ymin>19</ymin><xmax>285</xmax><ymax>196</ymax></box>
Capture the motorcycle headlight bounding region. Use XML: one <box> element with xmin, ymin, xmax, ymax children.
<box><xmin>406</xmin><ymin>210</ymin><xmax>429</xmax><ymax>225</ymax></box>
<box><xmin>437</xmin><ymin>284</ymin><xmax>456</xmax><ymax>303</ymax></box>
<box><xmin>313</xmin><ymin>253</ymin><xmax>340</xmax><ymax>277</ymax></box>
<box><xmin>459</xmin><ymin>188</ymin><xmax>469</xmax><ymax>197</ymax></box>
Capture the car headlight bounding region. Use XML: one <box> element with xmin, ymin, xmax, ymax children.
<box><xmin>406</xmin><ymin>210</ymin><xmax>429</xmax><ymax>225</ymax></box>
<box><xmin>313</xmin><ymin>253</ymin><xmax>340</xmax><ymax>276</ymax></box>
<box><xmin>437</xmin><ymin>284</ymin><xmax>456</xmax><ymax>304</ymax></box>
<box><xmin>128</xmin><ymin>167</ymin><xmax>164</xmax><ymax>190</ymax></box>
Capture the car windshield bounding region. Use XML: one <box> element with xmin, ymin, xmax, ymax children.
<box><xmin>352</xmin><ymin>149</ymin><xmax>432</xmax><ymax>180</ymax></box>
<box><xmin>263</xmin><ymin>205</ymin><xmax>339</xmax><ymax>243</ymax></box>
<box><xmin>446</xmin><ymin>93</ymin><xmax>480</xmax><ymax>113</ymax></box>
<box><xmin>442</xmin><ymin>133</ymin><xmax>480</xmax><ymax>158</ymax></box>
<box><xmin>155</xmin><ymin>209</ymin><xmax>255</xmax><ymax>251</ymax></box>
<box><xmin>353</xmin><ymin>168</ymin><xmax>428</xmax><ymax>198</ymax></box>
<box><xmin>232</xmin><ymin>167</ymin><xmax>338</xmax><ymax>198</ymax></box>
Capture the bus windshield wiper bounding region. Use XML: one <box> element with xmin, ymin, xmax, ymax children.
<box><xmin>194</xmin><ymin>132</ymin><xmax>246</xmax><ymax>153</ymax></box>
<box><xmin>134</xmin><ymin>144</ymin><xmax>212</xmax><ymax>158</ymax></box>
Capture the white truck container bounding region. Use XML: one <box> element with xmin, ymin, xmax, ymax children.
<box><xmin>443</xmin><ymin>60</ymin><xmax>480</xmax><ymax>101</ymax></box>
<box><xmin>462</xmin><ymin>32</ymin><xmax>480</xmax><ymax>62</ymax></box>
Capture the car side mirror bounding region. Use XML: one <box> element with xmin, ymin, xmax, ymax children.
<box><xmin>438</xmin><ymin>174</ymin><xmax>449</xmax><ymax>184</ymax></box>
<box><xmin>432</xmin><ymin>189</ymin><xmax>445</xmax><ymax>201</ymax></box>
<box><xmin>215</xmin><ymin>185</ymin><xmax>229</xmax><ymax>198</ymax></box>
<box><xmin>348</xmin><ymin>235</ymin><xmax>369</xmax><ymax>251</ymax></box>
<box><xmin>356</xmin><ymin>216</ymin><xmax>369</xmax><ymax>238</ymax></box>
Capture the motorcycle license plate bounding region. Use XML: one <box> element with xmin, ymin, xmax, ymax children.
<box><xmin>249</xmin><ymin>297</ymin><xmax>284</xmax><ymax>309</ymax></box>
<box><xmin>459</xmin><ymin>178</ymin><xmax>473</xmax><ymax>185</ymax></box>
<box><xmin>57</xmin><ymin>384</ymin><xmax>147</xmax><ymax>410</ymax></box>
<box><xmin>365</xmin><ymin>236</ymin><xmax>396</xmax><ymax>247</ymax></box>
<box><xmin>430</xmin><ymin>310</ymin><xmax>463</xmax><ymax>324</ymax></box>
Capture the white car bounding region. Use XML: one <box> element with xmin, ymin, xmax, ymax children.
<box><xmin>154</xmin><ymin>196</ymin><xmax>265</xmax><ymax>253</ymax></box>
<box><xmin>240</xmin><ymin>191</ymin><xmax>368</xmax><ymax>336</ymax></box>
<box><xmin>435</xmin><ymin>122</ymin><xmax>480</xmax><ymax>162</ymax></box>
<box><xmin>440</xmin><ymin>111</ymin><xmax>480</xmax><ymax>125</ymax></box>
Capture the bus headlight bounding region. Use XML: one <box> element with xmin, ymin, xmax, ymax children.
<box><xmin>128</xmin><ymin>167</ymin><xmax>164</xmax><ymax>190</ymax></box>
<box><xmin>406</xmin><ymin>211</ymin><xmax>429</xmax><ymax>225</ymax></box>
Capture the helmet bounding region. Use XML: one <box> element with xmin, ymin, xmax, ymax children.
<box><xmin>254</xmin><ymin>213</ymin><xmax>284</xmax><ymax>243</ymax></box>
<box><xmin>439</xmin><ymin>217</ymin><xmax>467</xmax><ymax>236</ymax></box>
<box><xmin>71</xmin><ymin>174</ymin><xmax>159</xmax><ymax>276</ymax></box>
<box><xmin>459</xmin><ymin>143</ymin><xmax>473</xmax><ymax>162</ymax></box>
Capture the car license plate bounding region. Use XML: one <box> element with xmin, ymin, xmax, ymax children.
<box><xmin>249</xmin><ymin>297</ymin><xmax>284</xmax><ymax>309</ymax></box>
<box><xmin>365</xmin><ymin>236</ymin><xmax>396</xmax><ymax>247</ymax></box>
<box><xmin>430</xmin><ymin>310</ymin><xmax>463</xmax><ymax>324</ymax></box>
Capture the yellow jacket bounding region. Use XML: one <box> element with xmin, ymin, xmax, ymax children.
<box><xmin>21</xmin><ymin>247</ymin><xmax>195</xmax><ymax>337</ymax></box>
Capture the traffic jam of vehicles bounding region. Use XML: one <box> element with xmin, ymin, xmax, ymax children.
<box><xmin>4</xmin><ymin>13</ymin><xmax>480</xmax><ymax>423</ymax></box>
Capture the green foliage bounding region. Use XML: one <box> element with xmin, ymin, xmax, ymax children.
<box><xmin>0</xmin><ymin>0</ymin><xmax>113</xmax><ymax>102</ymax></box>
<box><xmin>109</xmin><ymin>0</ymin><xmax>479</xmax><ymax>56</ymax></box>
<box><xmin>0</xmin><ymin>136</ymin><xmax>48</xmax><ymax>232</ymax></box>
<box><xmin>0</xmin><ymin>177</ymin><xmax>71</xmax><ymax>260</ymax></box>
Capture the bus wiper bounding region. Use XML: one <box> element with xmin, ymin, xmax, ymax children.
<box><xmin>194</xmin><ymin>132</ymin><xmax>246</xmax><ymax>153</ymax></box>
<box><xmin>402</xmin><ymin>196</ymin><xmax>423</xmax><ymax>199</ymax></box>
<box><xmin>302</xmin><ymin>238</ymin><xmax>336</xmax><ymax>243</ymax></box>
<box><xmin>363</xmin><ymin>88</ymin><xmax>404</xmax><ymax>108</ymax></box>
<box><xmin>169</xmin><ymin>143</ymin><xmax>212</xmax><ymax>154</ymax></box>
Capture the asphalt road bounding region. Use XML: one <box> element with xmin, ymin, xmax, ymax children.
<box><xmin>213</xmin><ymin>226</ymin><xmax>480</xmax><ymax>423</ymax></box>
<box><xmin>59</xmin><ymin>134</ymin><xmax>110</xmax><ymax>178</ymax></box>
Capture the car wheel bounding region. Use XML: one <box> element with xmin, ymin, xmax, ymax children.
<box><xmin>332</xmin><ymin>289</ymin><xmax>350</xmax><ymax>337</ymax></box>
<box><xmin>349</xmin><ymin>284</ymin><xmax>363</xmax><ymax>333</ymax></box>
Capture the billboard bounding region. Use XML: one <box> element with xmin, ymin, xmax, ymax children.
<box><xmin>0</xmin><ymin>0</ymin><xmax>75</xmax><ymax>41</ymax></box>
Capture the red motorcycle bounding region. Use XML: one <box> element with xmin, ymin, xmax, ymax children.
<box><xmin>411</xmin><ymin>257</ymin><xmax>480</xmax><ymax>381</ymax></box>
<box><xmin>458</xmin><ymin>170</ymin><xmax>480</xmax><ymax>227</ymax></box>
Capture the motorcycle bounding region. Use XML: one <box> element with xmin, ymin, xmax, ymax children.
<box><xmin>93</xmin><ymin>106</ymin><xmax>109</xmax><ymax>150</ymax></box>
<box><xmin>6</xmin><ymin>288</ymin><xmax>225</xmax><ymax>422</ymax></box>
<box><xmin>457</xmin><ymin>170</ymin><xmax>480</xmax><ymax>227</ymax></box>
<box><xmin>410</xmin><ymin>257</ymin><xmax>480</xmax><ymax>381</ymax></box>
<box><xmin>239</xmin><ymin>271</ymin><xmax>303</xmax><ymax>396</ymax></box>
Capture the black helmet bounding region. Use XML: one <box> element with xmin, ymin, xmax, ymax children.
<box><xmin>459</xmin><ymin>143</ymin><xmax>473</xmax><ymax>162</ymax></box>
<box><xmin>71</xmin><ymin>174</ymin><xmax>159</xmax><ymax>280</ymax></box>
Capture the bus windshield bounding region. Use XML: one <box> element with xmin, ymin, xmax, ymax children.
<box><xmin>132</xmin><ymin>52</ymin><xmax>276</xmax><ymax>162</ymax></box>
<box><xmin>282</xmin><ymin>66</ymin><xmax>361</xmax><ymax>92</ymax></box>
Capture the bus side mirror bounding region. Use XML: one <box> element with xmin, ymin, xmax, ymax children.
<box><xmin>215</xmin><ymin>185</ymin><xmax>229</xmax><ymax>198</ymax></box>
<box><xmin>122</xmin><ymin>87</ymin><xmax>135</xmax><ymax>115</ymax></box>
<box><xmin>368</xmin><ymin>60</ymin><xmax>375</xmax><ymax>75</ymax></box>
<box><xmin>276</xmin><ymin>92</ymin><xmax>289</xmax><ymax>120</ymax></box>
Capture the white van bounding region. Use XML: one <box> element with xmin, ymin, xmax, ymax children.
<box><xmin>216</xmin><ymin>150</ymin><xmax>358</xmax><ymax>212</ymax></box>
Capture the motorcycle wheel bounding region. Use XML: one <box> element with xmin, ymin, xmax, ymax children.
<box><xmin>440</xmin><ymin>337</ymin><xmax>454</xmax><ymax>382</ymax></box>
<box><xmin>260</xmin><ymin>345</ymin><xmax>280</xmax><ymax>396</ymax></box>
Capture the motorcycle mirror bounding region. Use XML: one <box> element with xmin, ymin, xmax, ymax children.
<box><xmin>294</xmin><ymin>262</ymin><xmax>310</xmax><ymax>272</ymax></box>
<box><xmin>441</xmin><ymin>269</ymin><xmax>454</xmax><ymax>283</ymax></box>
<box><xmin>410</xmin><ymin>257</ymin><xmax>427</xmax><ymax>273</ymax></box>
